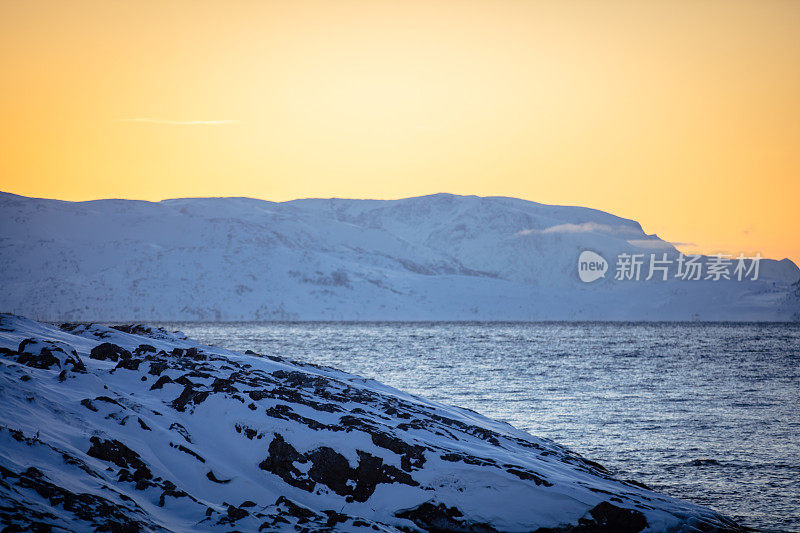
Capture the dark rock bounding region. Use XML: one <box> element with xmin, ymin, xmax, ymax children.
<box><xmin>170</xmin><ymin>443</ymin><xmax>205</xmax><ymax>463</ymax></box>
<box><xmin>624</xmin><ymin>479</ymin><xmax>651</xmax><ymax>490</ymax></box>
<box><xmin>95</xmin><ymin>396</ymin><xmax>122</xmax><ymax>407</ymax></box>
<box><xmin>16</xmin><ymin>339</ymin><xmax>85</xmax><ymax>373</ymax></box>
<box><xmin>248</xmin><ymin>390</ymin><xmax>271</xmax><ymax>401</ymax></box>
<box><xmin>0</xmin><ymin>462</ymin><xmax>149</xmax><ymax>531</ymax></box>
<box><xmin>170</xmin><ymin>386</ymin><xmax>200</xmax><ymax>411</ymax></box>
<box><xmin>17</xmin><ymin>348</ymin><xmax>60</xmax><ymax>369</ymax></box>
<box><xmin>689</xmin><ymin>459</ymin><xmax>721</xmax><ymax>467</ymax></box>
<box><xmin>258</xmin><ymin>434</ymin><xmax>314</xmax><ymax>492</ymax></box>
<box><xmin>396</xmin><ymin>502</ymin><xmax>498</xmax><ymax>532</ymax></box>
<box><xmin>158</xmin><ymin>481</ymin><xmax>189</xmax><ymax>508</ymax></box>
<box><xmin>174</xmin><ymin>375</ymin><xmax>196</xmax><ymax>388</ymax></box>
<box><xmin>235</xmin><ymin>424</ymin><xmax>260</xmax><ymax>440</ymax></box>
<box><xmin>206</xmin><ymin>470</ymin><xmax>231</xmax><ymax>484</ymax></box>
<box><xmin>90</xmin><ymin>343</ymin><xmax>132</xmax><ymax>362</ymax></box>
<box><xmin>271</xmin><ymin>496</ymin><xmax>319</xmax><ymax>524</ymax></box>
<box><xmin>440</xmin><ymin>452</ymin><xmax>493</xmax><ymax>467</ymax></box>
<box><xmin>17</xmin><ymin>338</ymin><xmax>39</xmax><ymax>353</ymax></box>
<box><xmin>80</xmin><ymin>398</ymin><xmax>98</xmax><ymax>412</ymax></box>
<box><xmin>133</xmin><ymin>344</ymin><xmax>156</xmax><ymax>355</ymax></box>
<box><xmin>148</xmin><ymin>361</ymin><xmax>168</xmax><ymax>376</ymax></box>
<box><xmin>185</xmin><ymin>347</ymin><xmax>205</xmax><ymax>360</ymax></box>
<box><xmin>110</xmin><ymin>325</ymin><xmax>177</xmax><ymax>340</ymax></box>
<box><xmin>578</xmin><ymin>501</ymin><xmax>649</xmax><ymax>533</ymax></box>
<box><xmin>505</xmin><ymin>467</ymin><xmax>551</xmax><ymax>486</ymax></box>
<box><xmin>324</xmin><ymin>509</ymin><xmax>349</xmax><ymax>528</ymax></box>
<box><xmin>0</xmin><ymin>347</ymin><xmax>17</xmax><ymax>358</ymax></box>
<box><xmin>169</xmin><ymin>422</ymin><xmax>193</xmax><ymax>443</ymax></box>
<box><xmin>87</xmin><ymin>437</ymin><xmax>152</xmax><ymax>483</ymax></box>
<box><xmin>307</xmin><ymin>447</ymin><xmax>353</xmax><ymax>496</ymax></box>
<box><xmin>150</xmin><ymin>375</ymin><xmax>173</xmax><ymax>390</ymax></box>
<box><xmin>115</xmin><ymin>358</ymin><xmax>142</xmax><ymax>371</ymax></box>
<box><xmin>211</xmin><ymin>377</ymin><xmax>238</xmax><ymax>393</ymax></box>
<box><xmin>371</xmin><ymin>431</ymin><xmax>427</xmax><ymax>471</ymax></box>
<box><xmin>226</xmin><ymin>504</ymin><xmax>249</xmax><ymax>522</ymax></box>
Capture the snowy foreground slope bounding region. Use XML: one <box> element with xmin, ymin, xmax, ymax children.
<box><xmin>0</xmin><ymin>314</ymin><xmax>743</xmax><ymax>532</ymax></box>
<box><xmin>1</xmin><ymin>191</ymin><xmax>798</xmax><ymax>321</ymax></box>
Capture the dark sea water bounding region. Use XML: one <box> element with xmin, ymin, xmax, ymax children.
<box><xmin>154</xmin><ymin>322</ymin><xmax>800</xmax><ymax>532</ymax></box>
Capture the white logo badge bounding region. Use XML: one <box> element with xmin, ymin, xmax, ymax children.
<box><xmin>578</xmin><ymin>250</ymin><xmax>608</xmax><ymax>283</ymax></box>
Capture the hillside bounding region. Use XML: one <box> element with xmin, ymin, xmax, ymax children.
<box><xmin>0</xmin><ymin>314</ymin><xmax>743</xmax><ymax>531</ymax></box>
<box><xmin>1</xmin><ymin>192</ymin><xmax>797</xmax><ymax>320</ymax></box>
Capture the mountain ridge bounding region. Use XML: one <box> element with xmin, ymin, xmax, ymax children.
<box><xmin>1</xmin><ymin>191</ymin><xmax>798</xmax><ymax>321</ymax></box>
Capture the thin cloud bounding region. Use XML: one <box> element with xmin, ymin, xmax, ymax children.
<box><xmin>627</xmin><ymin>239</ymin><xmax>695</xmax><ymax>250</ymax></box>
<box><xmin>517</xmin><ymin>222</ymin><xmax>631</xmax><ymax>236</ymax></box>
<box><xmin>117</xmin><ymin>118</ymin><xmax>240</xmax><ymax>125</ymax></box>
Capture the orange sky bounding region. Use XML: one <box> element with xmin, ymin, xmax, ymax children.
<box><xmin>1</xmin><ymin>0</ymin><xmax>799</xmax><ymax>264</ymax></box>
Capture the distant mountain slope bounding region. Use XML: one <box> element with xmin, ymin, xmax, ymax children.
<box><xmin>1</xmin><ymin>191</ymin><xmax>798</xmax><ymax>321</ymax></box>
<box><xmin>0</xmin><ymin>314</ymin><xmax>743</xmax><ymax>531</ymax></box>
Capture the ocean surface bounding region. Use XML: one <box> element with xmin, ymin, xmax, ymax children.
<box><xmin>154</xmin><ymin>321</ymin><xmax>800</xmax><ymax>532</ymax></box>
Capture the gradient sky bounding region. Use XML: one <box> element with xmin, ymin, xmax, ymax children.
<box><xmin>1</xmin><ymin>0</ymin><xmax>798</xmax><ymax>263</ymax></box>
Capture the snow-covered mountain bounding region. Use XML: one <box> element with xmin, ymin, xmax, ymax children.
<box><xmin>0</xmin><ymin>314</ymin><xmax>744</xmax><ymax>531</ymax></box>
<box><xmin>1</xmin><ymin>191</ymin><xmax>798</xmax><ymax>321</ymax></box>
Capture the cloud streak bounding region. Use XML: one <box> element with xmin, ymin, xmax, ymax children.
<box><xmin>517</xmin><ymin>222</ymin><xmax>636</xmax><ymax>236</ymax></box>
<box><xmin>627</xmin><ymin>239</ymin><xmax>696</xmax><ymax>250</ymax></box>
<box><xmin>117</xmin><ymin>118</ymin><xmax>239</xmax><ymax>125</ymax></box>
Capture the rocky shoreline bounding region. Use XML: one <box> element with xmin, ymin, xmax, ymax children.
<box><xmin>0</xmin><ymin>314</ymin><xmax>744</xmax><ymax>532</ymax></box>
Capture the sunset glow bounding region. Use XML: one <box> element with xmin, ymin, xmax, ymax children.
<box><xmin>1</xmin><ymin>0</ymin><xmax>798</xmax><ymax>263</ymax></box>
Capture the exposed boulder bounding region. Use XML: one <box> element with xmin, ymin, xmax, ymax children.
<box><xmin>90</xmin><ymin>342</ymin><xmax>131</xmax><ymax>362</ymax></box>
<box><xmin>16</xmin><ymin>339</ymin><xmax>85</xmax><ymax>373</ymax></box>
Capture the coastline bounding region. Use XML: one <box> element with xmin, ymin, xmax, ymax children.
<box><xmin>0</xmin><ymin>314</ymin><xmax>744</xmax><ymax>532</ymax></box>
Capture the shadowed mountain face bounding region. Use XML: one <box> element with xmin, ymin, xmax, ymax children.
<box><xmin>1</xmin><ymin>191</ymin><xmax>798</xmax><ymax>321</ymax></box>
<box><xmin>0</xmin><ymin>314</ymin><xmax>744</xmax><ymax>531</ymax></box>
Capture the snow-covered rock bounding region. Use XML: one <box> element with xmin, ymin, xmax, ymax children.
<box><xmin>1</xmin><ymin>191</ymin><xmax>798</xmax><ymax>321</ymax></box>
<box><xmin>0</xmin><ymin>313</ymin><xmax>743</xmax><ymax>531</ymax></box>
